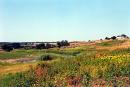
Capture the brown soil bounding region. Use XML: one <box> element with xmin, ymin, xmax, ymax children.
<box><xmin>0</xmin><ymin>58</ymin><xmax>36</xmax><ymax>63</ymax></box>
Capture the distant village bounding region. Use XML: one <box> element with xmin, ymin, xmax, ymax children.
<box><xmin>0</xmin><ymin>34</ymin><xmax>129</xmax><ymax>52</ymax></box>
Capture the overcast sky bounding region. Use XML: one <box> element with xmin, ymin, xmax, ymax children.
<box><xmin>0</xmin><ymin>0</ymin><xmax>130</xmax><ymax>42</ymax></box>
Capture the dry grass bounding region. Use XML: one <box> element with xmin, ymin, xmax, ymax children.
<box><xmin>0</xmin><ymin>63</ymin><xmax>37</xmax><ymax>76</ymax></box>
<box><xmin>96</xmin><ymin>41</ymin><xmax>130</xmax><ymax>51</ymax></box>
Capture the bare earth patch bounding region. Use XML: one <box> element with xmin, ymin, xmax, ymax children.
<box><xmin>0</xmin><ymin>58</ymin><xmax>36</xmax><ymax>63</ymax></box>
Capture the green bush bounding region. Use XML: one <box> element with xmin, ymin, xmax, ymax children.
<box><xmin>38</xmin><ymin>53</ymin><xmax>62</xmax><ymax>61</ymax></box>
<box><xmin>39</xmin><ymin>54</ymin><xmax>53</xmax><ymax>61</ymax></box>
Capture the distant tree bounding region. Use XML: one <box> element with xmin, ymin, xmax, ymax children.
<box><xmin>57</xmin><ymin>40</ymin><xmax>70</xmax><ymax>48</ymax></box>
<box><xmin>64</xmin><ymin>40</ymin><xmax>70</xmax><ymax>46</ymax></box>
<box><xmin>45</xmin><ymin>43</ymin><xmax>52</xmax><ymax>49</ymax></box>
<box><xmin>51</xmin><ymin>44</ymin><xmax>56</xmax><ymax>48</ymax></box>
<box><xmin>117</xmin><ymin>35</ymin><xmax>121</xmax><ymax>37</ymax></box>
<box><xmin>36</xmin><ymin>43</ymin><xmax>46</xmax><ymax>49</ymax></box>
<box><xmin>111</xmin><ymin>36</ymin><xmax>117</xmax><ymax>40</ymax></box>
<box><xmin>1</xmin><ymin>44</ymin><xmax>13</xmax><ymax>52</ymax></box>
<box><xmin>121</xmin><ymin>34</ymin><xmax>129</xmax><ymax>39</ymax></box>
<box><xmin>88</xmin><ymin>40</ymin><xmax>91</xmax><ymax>42</ymax></box>
<box><xmin>11</xmin><ymin>43</ymin><xmax>21</xmax><ymax>49</ymax></box>
<box><xmin>121</xmin><ymin>34</ymin><xmax>127</xmax><ymax>37</ymax></box>
<box><xmin>61</xmin><ymin>40</ymin><xmax>65</xmax><ymax>46</ymax></box>
<box><xmin>105</xmin><ymin>37</ymin><xmax>110</xmax><ymax>40</ymax></box>
<box><xmin>57</xmin><ymin>41</ymin><xmax>62</xmax><ymax>48</ymax></box>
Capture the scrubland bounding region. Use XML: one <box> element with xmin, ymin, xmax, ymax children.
<box><xmin>0</xmin><ymin>40</ymin><xmax>130</xmax><ymax>87</ymax></box>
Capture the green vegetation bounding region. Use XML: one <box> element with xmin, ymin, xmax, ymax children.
<box><xmin>0</xmin><ymin>62</ymin><xmax>12</xmax><ymax>66</ymax></box>
<box><xmin>96</xmin><ymin>40</ymin><xmax>125</xmax><ymax>46</ymax></box>
<box><xmin>38</xmin><ymin>53</ymin><xmax>63</xmax><ymax>61</ymax></box>
<box><xmin>0</xmin><ymin>49</ymin><xmax>45</xmax><ymax>59</ymax></box>
<box><xmin>0</xmin><ymin>40</ymin><xmax>130</xmax><ymax>86</ymax></box>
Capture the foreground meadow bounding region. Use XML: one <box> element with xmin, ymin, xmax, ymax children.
<box><xmin>0</xmin><ymin>40</ymin><xmax>130</xmax><ymax>87</ymax></box>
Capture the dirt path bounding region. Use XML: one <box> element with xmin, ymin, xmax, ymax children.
<box><xmin>0</xmin><ymin>58</ymin><xmax>37</xmax><ymax>63</ymax></box>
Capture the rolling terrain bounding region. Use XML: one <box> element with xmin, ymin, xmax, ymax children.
<box><xmin>0</xmin><ymin>39</ymin><xmax>130</xmax><ymax>87</ymax></box>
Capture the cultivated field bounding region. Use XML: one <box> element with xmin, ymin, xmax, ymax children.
<box><xmin>0</xmin><ymin>39</ymin><xmax>130</xmax><ymax>87</ymax></box>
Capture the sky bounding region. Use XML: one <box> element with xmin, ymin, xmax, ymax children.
<box><xmin>0</xmin><ymin>0</ymin><xmax>130</xmax><ymax>42</ymax></box>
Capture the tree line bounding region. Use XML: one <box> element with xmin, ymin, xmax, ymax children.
<box><xmin>105</xmin><ymin>34</ymin><xmax>129</xmax><ymax>40</ymax></box>
<box><xmin>1</xmin><ymin>40</ymin><xmax>70</xmax><ymax>52</ymax></box>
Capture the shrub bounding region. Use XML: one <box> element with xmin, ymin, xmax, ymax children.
<box><xmin>39</xmin><ymin>54</ymin><xmax>53</xmax><ymax>61</ymax></box>
<box><xmin>1</xmin><ymin>44</ymin><xmax>13</xmax><ymax>52</ymax></box>
<box><xmin>38</xmin><ymin>53</ymin><xmax>65</xmax><ymax>61</ymax></box>
<box><xmin>39</xmin><ymin>54</ymin><xmax>56</xmax><ymax>61</ymax></box>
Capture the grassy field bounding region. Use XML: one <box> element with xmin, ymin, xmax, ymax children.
<box><xmin>0</xmin><ymin>49</ymin><xmax>45</xmax><ymax>59</ymax></box>
<box><xmin>0</xmin><ymin>40</ymin><xmax>130</xmax><ymax>87</ymax></box>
